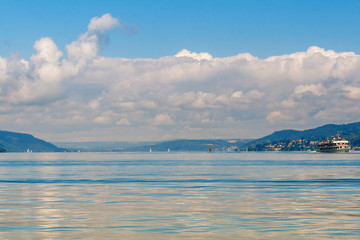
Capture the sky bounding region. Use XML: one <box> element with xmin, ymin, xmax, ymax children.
<box><xmin>1</xmin><ymin>0</ymin><xmax>360</xmax><ymax>142</ymax></box>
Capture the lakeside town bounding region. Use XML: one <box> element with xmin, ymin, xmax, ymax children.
<box><xmin>244</xmin><ymin>139</ymin><xmax>360</xmax><ymax>152</ymax></box>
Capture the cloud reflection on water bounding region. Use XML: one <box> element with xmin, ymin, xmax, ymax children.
<box><xmin>0</xmin><ymin>152</ymin><xmax>359</xmax><ymax>239</ymax></box>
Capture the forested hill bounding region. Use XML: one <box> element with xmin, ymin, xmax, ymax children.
<box><xmin>245</xmin><ymin>122</ymin><xmax>360</xmax><ymax>147</ymax></box>
<box><xmin>0</xmin><ymin>131</ymin><xmax>62</xmax><ymax>152</ymax></box>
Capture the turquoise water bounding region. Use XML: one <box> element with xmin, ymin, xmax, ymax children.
<box><xmin>0</xmin><ymin>152</ymin><xmax>359</xmax><ymax>239</ymax></box>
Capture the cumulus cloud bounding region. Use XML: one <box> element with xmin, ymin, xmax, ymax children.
<box><xmin>232</xmin><ymin>90</ymin><xmax>265</xmax><ymax>103</ymax></box>
<box><xmin>175</xmin><ymin>49</ymin><xmax>213</xmax><ymax>61</ymax></box>
<box><xmin>66</xmin><ymin>13</ymin><xmax>120</xmax><ymax>64</ymax></box>
<box><xmin>1</xmin><ymin>14</ymin><xmax>360</xmax><ymax>141</ymax></box>
<box><xmin>343</xmin><ymin>86</ymin><xmax>360</xmax><ymax>99</ymax></box>
<box><xmin>87</xmin><ymin>13</ymin><xmax>121</xmax><ymax>34</ymax></box>
<box><xmin>116</xmin><ymin>118</ymin><xmax>131</xmax><ymax>126</ymax></box>
<box><xmin>0</xmin><ymin>13</ymin><xmax>121</xmax><ymax>106</ymax></box>
<box><xmin>11</xmin><ymin>37</ymin><xmax>65</xmax><ymax>104</ymax></box>
<box><xmin>293</xmin><ymin>84</ymin><xmax>326</xmax><ymax>98</ymax></box>
<box><xmin>152</xmin><ymin>113</ymin><xmax>174</xmax><ymax>125</ymax></box>
<box><xmin>266</xmin><ymin>111</ymin><xmax>293</xmax><ymax>124</ymax></box>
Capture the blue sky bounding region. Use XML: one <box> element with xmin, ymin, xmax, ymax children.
<box><xmin>1</xmin><ymin>0</ymin><xmax>360</xmax><ymax>59</ymax></box>
<box><xmin>1</xmin><ymin>1</ymin><xmax>360</xmax><ymax>142</ymax></box>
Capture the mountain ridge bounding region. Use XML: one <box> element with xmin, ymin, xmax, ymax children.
<box><xmin>3</xmin><ymin>121</ymin><xmax>360</xmax><ymax>152</ymax></box>
<box><xmin>0</xmin><ymin>130</ymin><xmax>63</xmax><ymax>152</ymax></box>
<box><xmin>245</xmin><ymin>122</ymin><xmax>360</xmax><ymax>147</ymax></box>
<box><xmin>55</xmin><ymin>122</ymin><xmax>360</xmax><ymax>152</ymax></box>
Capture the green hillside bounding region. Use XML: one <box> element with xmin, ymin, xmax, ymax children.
<box><xmin>245</xmin><ymin>122</ymin><xmax>360</xmax><ymax>148</ymax></box>
<box><xmin>0</xmin><ymin>131</ymin><xmax>63</xmax><ymax>152</ymax></box>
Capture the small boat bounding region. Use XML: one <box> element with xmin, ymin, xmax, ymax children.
<box><xmin>317</xmin><ymin>136</ymin><xmax>350</xmax><ymax>153</ymax></box>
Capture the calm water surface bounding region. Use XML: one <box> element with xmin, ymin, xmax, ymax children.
<box><xmin>0</xmin><ymin>152</ymin><xmax>359</xmax><ymax>239</ymax></box>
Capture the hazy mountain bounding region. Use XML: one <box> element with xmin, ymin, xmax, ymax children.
<box><xmin>54</xmin><ymin>139</ymin><xmax>253</xmax><ymax>152</ymax></box>
<box><xmin>130</xmin><ymin>139</ymin><xmax>252</xmax><ymax>152</ymax></box>
<box><xmin>0</xmin><ymin>131</ymin><xmax>62</xmax><ymax>152</ymax></box>
<box><xmin>54</xmin><ymin>141</ymin><xmax>157</xmax><ymax>152</ymax></box>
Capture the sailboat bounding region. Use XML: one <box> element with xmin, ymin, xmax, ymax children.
<box><xmin>209</xmin><ymin>145</ymin><xmax>212</xmax><ymax>152</ymax></box>
<box><xmin>149</xmin><ymin>148</ymin><xmax>152</xmax><ymax>153</ymax></box>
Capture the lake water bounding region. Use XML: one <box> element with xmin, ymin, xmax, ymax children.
<box><xmin>0</xmin><ymin>152</ymin><xmax>359</xmax><ymax>239</ymax></box>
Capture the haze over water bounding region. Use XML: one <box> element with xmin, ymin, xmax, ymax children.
<box><xmin>0</xmin><ymin>152</ymin><xmax>359</xmax><ymax>239</ymax></box>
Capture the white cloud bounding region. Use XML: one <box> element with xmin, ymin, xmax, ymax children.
<box><xmin>266</xmin><ymin>111</ymin><xmax>293</xmax><ymax>124</ymax></box>
<box><xmin>11</xmin><ymin>37</ymin><xmax>65</xmax><ymax>104</ymax></box>
<box><xmin>0</xmin><ymin>13</ymin><xmax>121</xmax><ymax>106</ymax></box>
<box><xmin>15</xmin><ymin>118</ymin><xmax>32</xmax><ymax>125</ymax></box>
<box><xmin>343</xmin><ymin>86</ymin><xmax>360</xmax><ymax>100</ymax></box>
<box><xmin>293</xmin><ymin>84</ymin><xmax>326</xmax><ymax>98</ymax></box>
<box><xmin>152</xmin><ymin>113</ymin><xmax>174</xmax><ymax>125</ymax></box>
<box><xmin>67</xmin><ymin>13</ymin><xmax>120</xmax><ymax>63</ymax></box>
<box><xmin>2</xmin><ymin>14</ymin><xmax>360</xmax><ymax>141</ymax></box>
<box><xmin>232</xmin><ymin>89</ymin><xmax>265</xmax><ymax>103</ymax></box>
<box><xmin>94</xmin><ymin>115</ymin><xmax>112</xmax><ymax>124</ymax></box>
<box><xmin>0</xmin><ymin>56</ymin><xmax>7</xmax><ymax>83</ymax></box>
<box><xmin>116</xmin><ymin>118</ymin><xmax>131</xmax><ymax>126</ymax></box>
<box><xmin>87</xmin><ymin>13</ymin><xmax>121</xmax><ymax>34</ymax></box>
<box><xmin>175</xmin><ymin>49</ymin><xmax>213</xmax><ymax>61</ymax></box>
